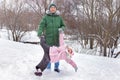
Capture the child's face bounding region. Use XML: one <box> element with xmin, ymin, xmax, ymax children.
<box><xmin>50</xmin><ymin>6</ymin><xmax>56</xmax><ymax>13</ymax></box>
<box><xmin>68</xmin><ymin>48</ymin><xmax>73</xmax><ymax>54</ymax></box>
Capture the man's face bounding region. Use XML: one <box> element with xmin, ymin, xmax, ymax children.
<box><xmin>50</xmin><ymin>6</ymin><xmax>57</xmax><ymax>13</ymax></box>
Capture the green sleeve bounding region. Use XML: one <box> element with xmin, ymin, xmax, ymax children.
<box><xmin>37</xmin><ymin>16</ymin><xmax>46</xmax><ymax>36</ymax></box>
<box><xmin>60</xmin><ymin>17</ymin><xmax>65</xmax><ymax>30</ymax></box>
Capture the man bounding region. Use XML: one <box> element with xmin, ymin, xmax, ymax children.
<box><xmin>37</xmin><ymin>3</ymin><xmax>65</xmax><ymax>73</ymax></box>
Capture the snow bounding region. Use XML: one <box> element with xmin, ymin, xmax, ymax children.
<box><xmin>0</xmin><ymin>29</ymin><xmax>120</xmax><ymax>80</ymax></box>
<box><xmin>0</xmin><ymin>29</ymin><xmax>9</xmax><ymax>40</ymax></box>
<box><xmin>0</xmin><ymin>29</ymin><xmax>40</xmax><ymax>42</ymax></box>
<box><xmin>21</xmin><ymin>31</ymin><xmax>40</xmax><ymax>42</ymax></box>
<box><xmin>0</xmin><ymin>38</ymin><xmax>120</xmax><ymax>80</ymax></box>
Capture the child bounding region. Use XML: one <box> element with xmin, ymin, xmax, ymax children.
<box><xmin>35</xmin><ymin>29</ymin><xmax>78</xmax><ymax>76</ymax></box>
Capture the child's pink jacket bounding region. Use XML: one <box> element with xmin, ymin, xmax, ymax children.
<box><xmin>49</xmin><ymin>32</ymin><xmax>77</xmax><ymax>70</ymax></box>
<box><xmin>50</xmin><ymin>45</ymin><xmax>68</xmax><ymax>62</ymax></box>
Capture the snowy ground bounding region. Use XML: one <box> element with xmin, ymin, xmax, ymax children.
<box><xmin>0</xmin><ymin>38</ymin><xmax>120</xmax><ymax>80</ymax></box>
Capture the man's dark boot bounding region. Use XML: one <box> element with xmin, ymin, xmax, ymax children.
<box><xmin>54</xmin><ymin>69</ymin><xmax>60</xmax><ymax>73</ymax></box>
<box><xmin>34</xmin><ymin>69</ymin><xmax>42</xmax><ymax>76</ymax></box>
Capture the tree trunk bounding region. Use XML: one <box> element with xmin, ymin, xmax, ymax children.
<box><xmin>103</xmin><ymin>45</ymin><xmax>107</xmax><ymax>56</ymax></box>
<box><xmin>90</xmin><ymin>38</ymin><xmax>94</xmax><ymax>49</ymax></box>
<box><xmin>114</xmin><ymin>51</ymin><xmax>120</xmax><ymax>58</ymax></box>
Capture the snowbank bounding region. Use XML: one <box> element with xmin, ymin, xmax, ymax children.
<box><xmin>0</xmin><ymin>39</ymin><xmax>120</xmax><ymax>80</ymax></box>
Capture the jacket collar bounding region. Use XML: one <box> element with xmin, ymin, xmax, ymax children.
<box><xmin>46</xmin><ymin>10</ymin><xmax>60</xmax><ymax>16</ymax></box>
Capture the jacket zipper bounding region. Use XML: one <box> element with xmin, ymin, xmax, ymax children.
<box><xmin>52</xmin><ymin>15</ymin><xmax>55</xmax><ymax>45</ymax></box>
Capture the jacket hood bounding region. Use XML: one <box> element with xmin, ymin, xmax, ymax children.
<box><xmin>46</xmin><ymin>10</ymin><xmax>60</xmax><ymax>16</ymax></box>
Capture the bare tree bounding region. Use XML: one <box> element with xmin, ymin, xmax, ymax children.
<box><xmin>2</xmin><ymin>0</ymin><xmax>33</xmax><ymax>41</ymax></box>
<box><xmin>26</xmin><ymin>0</ymin><xmax>50</xmax><ymax>18</ymax></box>
<box><xmin>72</xmin><ymin>0</ymin><xmax>120</xmax><ymax>57</ymax></box>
